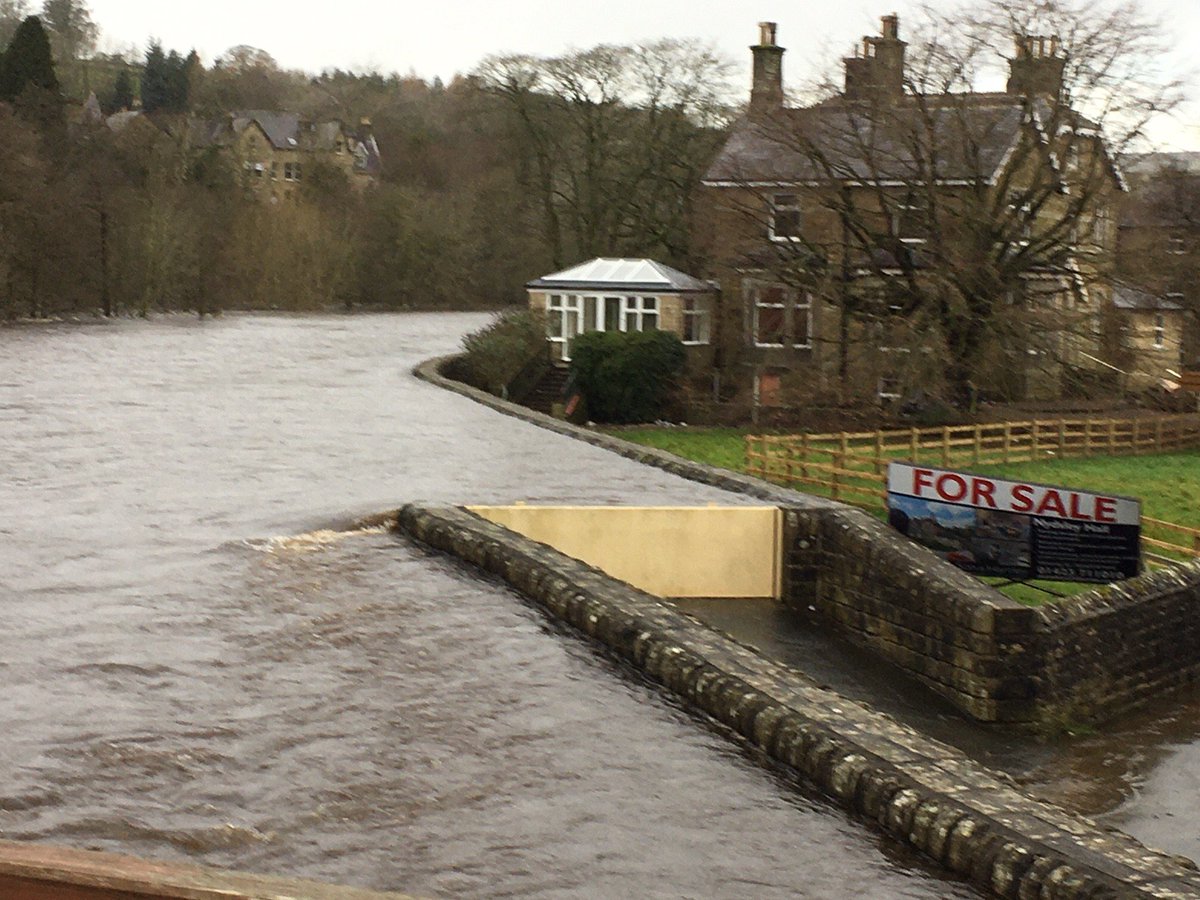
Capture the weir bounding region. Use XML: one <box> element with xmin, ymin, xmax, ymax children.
<box><xmin>395</xmin><ymin>502</ymin><xmax>1200</xmax><ymax>899</ymax></box>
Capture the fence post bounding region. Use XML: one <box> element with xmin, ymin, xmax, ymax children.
<box><xmin>1002</xmin><ymin>422</ymin><xmax>1011</xmax><ymax>463</ymax></box>
<box><xmin>973</xmin><ymin>424</ymin><xmax>982</xmax><ymax>465</ymax></box>
<box><xmin>910</xmin><ymin>427</ymin><xmax>919</xmax><ymax>462</ymax></box>
<box><xmin>1133</xmin><ymin>418</ymin><xmax>1140</xmax><ymax>455</ymax></box>
<box><xmin>833</xmin><ymin>432</ymin><xmax>848</xmax><ymax>501</ymax></box>
<box><xmin>874</xmin><ymin>431</ymin><xmax>884</xmax><ymax>475</ymax></box>
<box><xmin>1156</xmin><ymin>418</ymin><xmax>1163</xmax><ymax>453</ymax></box>
<box><xmin>1058</xmin><ymin>418</ymin><xmax>1066</xmax><ymax>457</ymax></box>
<box><xmin>800</xmin><ymin>433</ymin><xmax>809</xmax><ymax>484</ymax></box>
<box><xmin>1031</xmin><ymin>421</ymin><xmax>1039</xmax><ymax>459</ymax></box>
<box><xmin>1108</xmin><ymin>418</ymin><xmax>1116</xmax><ymax>454</ymax></box>
<box><xmin>941</xmin><ymin>426</ymin><xmax>950</xmax><ymax>466</ymax></box>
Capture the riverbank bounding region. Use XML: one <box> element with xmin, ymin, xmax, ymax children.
<box><xmin>415</xmin><ymin>352</ymin><xmax>1200</xmax><ymax>895</ymax></box>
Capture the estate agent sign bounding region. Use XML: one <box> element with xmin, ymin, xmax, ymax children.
<box><xmin>886</xmin><ymin>462</ymin><xmax>1141</xmax><ymax>583</ymax></box>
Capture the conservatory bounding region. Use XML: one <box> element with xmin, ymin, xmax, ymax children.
<box><xmin>526</xmin><ymin>258</ymin><xmax>718</xmax><ymax>362</ymax></box>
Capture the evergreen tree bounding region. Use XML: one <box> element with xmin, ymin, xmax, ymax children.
<box><xmin>104</xmin><ymin>65</ymin><xmax>131</xmax><ymax>112</ymax></box>
<box><xmin>181</xmin><ymin>48</ymin><xmax>199</xmax><ymax>110</ymax></box>
<box><xmin>141</xmin><ymin>41</ymin><xmax>193</xmax><ymax>113</ymax></box>
<box><xmin>140</xmin><ymin>39</ymin><xmax>166</xmax><ymax>111</ymax></box>
<box><xmin>164</xmin><ymin>49</ymin><xmax>184</xmax><ymax>110</ymax></box>
<box><xmin>0</xmin><ymin>15</ymin><xmax>57</xmax><ymax>100</ymax></box>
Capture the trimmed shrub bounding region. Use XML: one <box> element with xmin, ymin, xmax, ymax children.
<box><xmin>453</xmin><ymin>308</ymin><xmax>546</xmax><ymax>395</ymax></box>
<box><xmin>570</xmin><ymin>330</ymin><xmax>686</xmax><ymax>423</ymax></box>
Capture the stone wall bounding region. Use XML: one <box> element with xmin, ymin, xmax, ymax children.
<box><xmin>783</xmin><ymin>502</ymin><xmax>1200</xmax><ymax>725</ymax></box>
<box><xmin>416</xmin><ymin>355</ymin><xmax>1200</xmax><ymax>727</ymax></box>
<box><xmin>395</xmin><ymin>503</ymin><xmax>1200</xmax><ymax>899</ymax></box>
<box><xmin>1038</xmin><ymin>565</ymin><xmax>1200</xmax><ymax>722</ymax></box>
<box><xmin>782</xmin><ymin>506</ymin><xmax>1042</xmax><ymax>724</ymax></box>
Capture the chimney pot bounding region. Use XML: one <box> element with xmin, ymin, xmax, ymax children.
<box><xmin>750</xmin><ymin>23</ymin><xmax>785</xmax><ymax>114</ymax></box>
<box><xmin>881</xmin><ymin>14</ymin><xmax>899</xmax><ymax>40</ymax></box>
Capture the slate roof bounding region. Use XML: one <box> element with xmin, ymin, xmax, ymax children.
<box><xmin>526</xmin><ymin>258</ymin><xmax>717</xmax><ymax>293</ymax></box>
<box><xmin>1126</xmin><ymin>152</ymin><xmax>1200</xmax><ymax>178</ymax></box>
<box><xmin>1120</xmin><ymin>165</ymin><xmax>1200</xmax><ymax>229</ymax></box>
<box><xmin>1113</xmin><ymin>283</ymin><xmax>1183</xmax><ymax>311</ymax></box>
<box><xmin>705</xmin><ymin>96</ymin><xmax>1057</xmax><ymax>186</ymax></box>
<box><xmin>189</xmin><ymin>110</ymin><xmax>342</xmax><ymax>151</ymax></box>
<box><xmin>185</xmin><ymin>110</ymin><xmax>382</xmax><ymax>176</ymax></box>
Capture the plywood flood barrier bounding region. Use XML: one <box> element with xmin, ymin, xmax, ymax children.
<box><xmin>467</xmin><ymin>505</ymin><xmax>783</xmax><ymax>599</ymax></box>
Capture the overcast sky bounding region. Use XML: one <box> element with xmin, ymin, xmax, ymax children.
<box><xmin>86</xmin><ymin>0</ymin><xmax>1199</xmax><ymax>149</ymax></box>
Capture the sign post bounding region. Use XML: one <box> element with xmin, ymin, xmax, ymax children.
<box><xmin>886</xmin><ymin>462</ymin><xmax>1141</xmax><ymax>583</ymax></box>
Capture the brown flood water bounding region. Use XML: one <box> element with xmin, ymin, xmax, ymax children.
<box><xmin>0</xmin><ymin>313</ymin><xmax>982</xmax><ymax>897</ymax></box>
<box><xmin>676</xmin><ymin>597</ymin><xmax>1200</xmax><ymax>864</ymax></box>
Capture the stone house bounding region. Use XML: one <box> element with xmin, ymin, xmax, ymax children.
<box><xmin>1109</xmin><ymin>284</ymin><xmax>1184</xmax><ymax>387</ymax></box>
<box><xmin>526</xmin><ymin>257</ymin><xmax>718</xmax><ymax>366</ymax></box>
<box><xmin>1118</xmin><ymin>152</ymin><xmax>1199</xmax><ymax>368</ymax></box>
<box><xmin>696</xmin><ymin>18</ymin><xmax>1123</xmax><ymax>406</ymax></box>
<box><xmin>188</xmin><ymin>110</ymin><xmax>381</xmax><ymax>198</ymax></box>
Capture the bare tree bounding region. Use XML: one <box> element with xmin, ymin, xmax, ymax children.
<box><xmin>476</xmin><ymin>39</ymin><xmax>734</xmax><ymax>270</ymax></box>
<box><xmin>39</xmin><ymin>0</ymin><xmax>95</xmax><ymax>61</ymax></box>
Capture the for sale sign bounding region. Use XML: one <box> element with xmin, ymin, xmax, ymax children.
<box><xmin>886</xmin><ymin>462</ymin><xmax>1141</xmax><ymax>583</ymax></box>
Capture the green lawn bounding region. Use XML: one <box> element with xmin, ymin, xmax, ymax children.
<box><xmin>607</xmin><ymin>426</ymin><xmax>750</xmax><ymax>471</ymax></box>
<box><xmin>607</xmin><ymin>425</ymin><xmax>1200</xmax><ymax>605</ymax></box>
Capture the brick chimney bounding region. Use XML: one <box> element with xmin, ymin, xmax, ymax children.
<box><xmin>750</xmin><ymin>22</ymin><xmax>785</xmax><ymax>113</ymax></box>
<box><xmin>843</xmin><ymin>13</ymin><xmax>907</xmax><ymax>101</ymax></box>
<box><xmin>1006</xmin><ymin>35</ymin><xmax>1066</xmax><ymax>100</ymax></box>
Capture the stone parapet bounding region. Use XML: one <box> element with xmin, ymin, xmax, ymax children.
<box><xmin>395</xmin><ymin>503</ymin><xmax>1200</xmax><ymax>899</ymax></box>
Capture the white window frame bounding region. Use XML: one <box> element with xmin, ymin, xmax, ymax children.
<box><xmin>284</xmin><ymin>161</ymin><xmax>302</xmax><ymax>183</ymax></box>
<box><xmin>768</xmin><ymin>193</ymin><xmax>803</xmax><ymax>242</ymax></box>
<box><xmin>681</xmin><ymin>296</ymin><xmax>710</xmax><ymax>345</ymax></box>
<box><xmin>752</xmin><ymin>284</ymin><xmax>786</xmax><ymax>347</ymax></box>
<box><xmin>1009</xmin><ymin>197</ymin><xmax>1034</xmax><ymax>244</ymax></box>
<box><xmin>747</xmin><ymin>280</ymin><xmax>812</xmax><ymax>349</ymax></box>
<box><xmin>621</xmin><ymin>295</ymin><xmax>659</xmax><ymax>333</ymax></box>
<box><xmin>546</xmin><ymin>293</ymin><xmax>584</xmax><ymax>361</ymax></box>
<box><xmin>1169</xmin><ymin>235</ymin><xmax>1187</xmax><ymax>256</ymax></box>
<box><xmin>892</xmin><ymin>202</ymin><xmax>928</xmax><ymax>245</ymax></box>
<box><xmin>1154</xmin><ymin>313</ymin><xmax>1166</xmax><ymax>350</ymax></box>
<box><xmin>877</xmin><ymin>373</ymin><xmax>903</xmax><ymax>401</ymax></box>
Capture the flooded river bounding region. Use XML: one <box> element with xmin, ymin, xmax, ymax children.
<box><xmin>0</xmin><ymin>313</ymin><xmax>981</xmax><ymax>896</ymax></box>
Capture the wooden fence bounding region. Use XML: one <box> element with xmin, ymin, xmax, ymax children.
<box><xmin>744</xmin><ymin>413</ymin><xmax>1200</xmax><ymax>564</ymax></box>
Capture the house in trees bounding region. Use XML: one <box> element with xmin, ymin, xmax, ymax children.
<box><xmin>188</xmin><ymin>110</ymin><xmax>381</xmax><ymax>198</ymax></box>
<box><xmin>696</xmin><ymin>18</ymin><xmax>1124</xmax><ymax>407</ymax></box>
<box><xmin>526</xmin><ymin>258</ymin><xmax>718</xmax><ymax>366</ymax></box>
<box><xmin>1118</xmin><ymin>152</ymin><xmax>1200</xmax><ymax>369</ymax></box>
<box><xmin>1108</xmin><ymin>284</ymin><xmax>1184</xmax><ymax>387</ymax></box>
